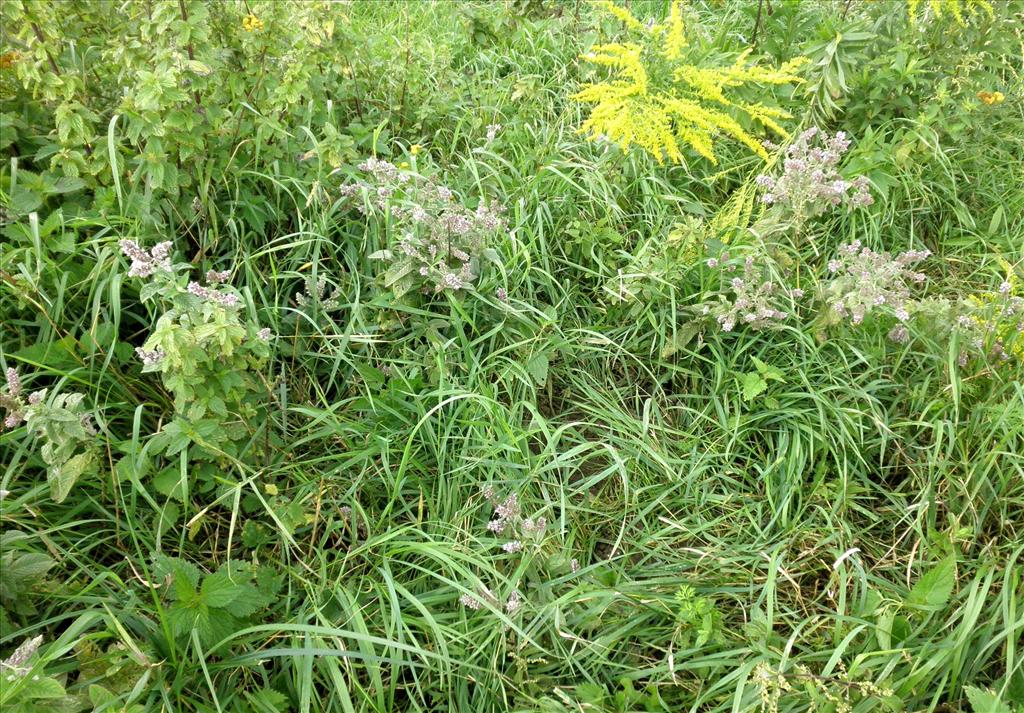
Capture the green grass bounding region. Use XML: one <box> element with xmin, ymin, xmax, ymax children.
<box><xmin>2</xmin><ymin>1</ymin><xmax>1023</xmax><ymax>711</ymax></box>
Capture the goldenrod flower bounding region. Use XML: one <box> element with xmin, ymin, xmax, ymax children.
<box><xmin>242</xmin><ymin>14</ymin><xmax>264</xmax><ymax>32</ymax></box>
<box><xmin>573</xmin><ymin>2</ymin><xmax>805</xmax><ymax>164</ymax></box>
<box><xmin>908</xmin><ymin>0</ymin><xmax>994</xmax><ymax>25</ymax></box>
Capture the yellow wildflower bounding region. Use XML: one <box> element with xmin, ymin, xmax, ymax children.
<box><xmin>908</xmin><ymin>0</ymin><xmax>994</xmax><ymax>25</ymax></box>
<box><xmin>242</xmin><ymin>14</ymin><xmax>264</xmax><ymax>32</ymax></box>
<box><xmin>977</xmin><ymin>90</ymin><xmax>1005</xmax><ymax>105</ymax></box>
<box><xmin>574</xmin><ymin>2</ymin><xmax>804</xmax><ymax>164</ymax></box>
<box><xmin>410</xmin><ymin>144</ymin><xmax>422</xmax><ymax>156</ymax></box>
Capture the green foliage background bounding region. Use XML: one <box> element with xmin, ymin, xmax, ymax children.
<box><xmin>1</xmin><ymin>0</ymin><xmax>1023</xmax><ymax>711</ymax></box>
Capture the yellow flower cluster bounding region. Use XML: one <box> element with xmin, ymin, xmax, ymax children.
<box><xmin>977</xmin><ymin>90</ymin><xmax>1005</xmax><ymax>105</ymax></box>
<box><xmin>242</xmin><ymin>14</ymin><xmax>264</xmax><ymax>32</ymax></box>
<box><xmin>907</xmin><ymin>0</ymin><xmax>994</xmax><ymax>25</ymax></box>
<box><xmin>573</xmin><ymin>1</ymin><xmax>805</xmax><ymax>165</ymax></box>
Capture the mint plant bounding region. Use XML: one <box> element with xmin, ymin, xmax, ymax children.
<box><xmin>340</xmin><ymin>157</ymin><xmax>507</xmax><ymax>298</ymax></box>
<box><xmin>1</xmin><ymin>369</ymin><xmax>98</xmax><ymax>503</ymax></box>
<box><xmin>119</xmin><ymin>241</ymin><xmax>272</xmax><ymax>458</ymax></box>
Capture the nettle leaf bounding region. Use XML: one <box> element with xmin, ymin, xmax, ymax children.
<box><xmin>200</xmin><ymin>573</ymin><xmax>239</xmax><ymax>608</ymax></box>
<box><xmin>200</xmin><ymin>571</ymin><xmax>262</xmax><ymax>614</ymax></box>
<box><xmin>965</xmin><ymin>686</ymin><xmax>1013</xmax><ymax>713</ymax></box>
<box><xmin>751</xmin><ymin>356</ymin><xmax>785</xmax><ymax>382</ymax></box>
<box><xmin>905</xmin><ymin>554</ymin><xmax>956</xmax><ymax>611</ymax></box>
<box><xmin>167</xmin><ymin>603</ymin><xmax>202</xmax><ymax>638</ymax></box>
<box><xmin>154</xmin><ymin>555</ymin><xmax>202</xmax><ymax>599</ymax></box>
<box><xmin>152</xmin><ymin>467</ymin><xmax>186</xmax><ymax>501</ymax></box>
<box><xmin>740</xmin><ymin>372</ymin><xmax>768</xmax><ymax>402</ymax></box>
<box><xmin>245</xmin><ymin>687</ymin><xmax>291</xmax><ymax>713</ymax></box>
<box><xmin>2</xmin><ymin>552</ymin><xmax>55</xmax><ymax>583</ymax></box>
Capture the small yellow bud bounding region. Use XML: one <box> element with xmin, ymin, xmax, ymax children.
<box><xmin>264</xmin><ymin>483</ymin><xmax>278</xmax><ymax>495</ymax></box>
<box><xmin>977</xmin><ymin>90</ymin><xmax>1004</xmax><ymax>105</ymax></box>
<box><xmin>410</xmin><ymin>144</ymin><xmax>422</xmax><ymax>156</ymax></box>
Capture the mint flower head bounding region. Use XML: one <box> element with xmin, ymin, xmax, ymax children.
<box><xmin>704</xmin><ymin>254</ymin><xmax>797</xmax><ymax>333</ymax></box>
<box><xmin>342</xmin><ymin>155</ymin><xmax>507</xmax><ymax>297</ymax></box>
<box><xmin>825</xmin><ymin>241</ymin><xmax>929</xmax><ymax>326</ymax></box>
<box><xmin>188</xmin><ymin>281</ymin><xmax>240</xmax><ymax>308</ymax></box>
<box><xmin>757</xmin><ymin>128</ymin><xmax>873</xmax><ymax>222</ymax></box>
<box><xmin>5</xmin><ymin>367</ymin><xmax>21</xmax><ymax>398</ymax></box>
<box><xmin>120</xmin><ymin>239</ymin><xmax>172</xmax><ymax>278</ymax></box>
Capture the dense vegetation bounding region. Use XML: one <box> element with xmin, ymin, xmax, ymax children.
<box><xmin>1</xmin><ymin>1</ymin><xmax>1022</xmax><ymax>711</ymax></box>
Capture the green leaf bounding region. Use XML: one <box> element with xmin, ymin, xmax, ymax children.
<box><xmin>905</xmin><ymin>554</ymin><xmax>956</xmax><ymax>611</ymax></box>
<box><xmin>154</xmin><ymin>555</ymin><xmax>201</xmax><ymax>598</ymax></box>
<box><xmin>245</xmin><ymin>687</ymin><xmax>290</xmax><ymax>713</ymax></box>
<box><xmin>89</xmin><ymin>683</ymin><xmax>116</xmax><ymax>707</ymax></box>
<box><xmin>2</xmin><ymin>552</ymin><xmax>55</xmax><ymax>581</ymax></box>
<box><xmin>9</xmin><ymin>187</ymin><xmax>43</xmax><ymax>214</ymax></box>
<box><xmin>751</xmin><ymin>356</ymin><xmax>785</xmax><ymax>382</ymax></box>
<box><xmin>200</xmin><ymin>571</ymin><xmax>244</xmax><ymax>608</ymax></box>
<box><xmin>965</xmin><ymin>686</ymin><xmax>1013</xmax><ymax>713</ymax></box>
<box><xmin>167</xmin><ymin>603</ymin><xmax>202</xmax><ymax>638</ymax></box>
<box><xmin>526</xmin><ymin>352</ymin><xmax>549</xmax><ymax>386</ymax></box>
<box><xmin>660</xmin><ymin>321</ymin><xmax>702</xmax><ymax>359</ymax></box>
<box><xmin>46</xmin><ymin>176</ymin><xmax>87</xmax><ymax>194</ymax></box>
<box><xmin>741</xmin><ymin>372</ymin><xmax>767</xmax><ymax>402</ymax></box>
<box><xmin>186</xmin><ymin>60</ymin><xmax>213</xmax><ymax>76</ymax></box>
<box><xmin>384</xmin><ymin>261</ymin><xmax>414</xmax><ymax>288</ymax></box>
<box><xmin>3</xmin><ymin>674</ymin><xmax>65</xmax><ymax>699</ymax></box>
<box><xmin>222</xmin><ymin>583</ymin><xmax>265</xmax><ymax>617</ymax></box>
<box><xmin>153</xmin><ymin>467</ymin><xmax>185</xmax><ymax>501</ymax></box>
<box><xmin>49</xmin><ymin>450</ymin><xmax>95</xmax><ymax>503</ymax></box>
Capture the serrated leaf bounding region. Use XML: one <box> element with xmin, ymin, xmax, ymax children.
<box><xmin>222</xmin><ymin>582</ymin><xmax>265</xmax><ymax>617</ymax></box>
<box><xmin>47</xmin><ymin>176</ymin><xmax>86</xmax><ymax>194</ymax></box>
<box><xmin>905</xmin><ymin>554</ymin><xmax>956</xmax><ymax>611</ymax></box>
<box><xmin>3</xmin><ymin>552</ymin><xmax>55</xmax><ymax>580</ymax></box>
<box><xmin>200</xmin><ymin>571</ymin><xmax>244</xmax><ymax>608</ymax></box>
<box><xmin>9</xmin><ymin>187</ymin><xmax>43</xmax><ymax>214</ymax></box>
<box><xmin>153</xmin><ymin>467</ymin><xmax>185</xmax><ymax>501</ymax></box>
<box><xmin>139</xmin><ymin>281</ymin><xmax>164</xmax><ymax>303</ymax></box>
<box><xmin>741</xmin><ymin>372</ymin><xmax>767</xmax><ymax>402</ymax></box>
<box><xmin>526</xmin><ymin>352</ymin><xmax>549</xmax><ymax>386</ymax></box>
<box><xmin>391</xmin><ymin>275</ymin><xmax>415</xmax><ymax>300</ymax></box>
<box><xmin>49</xmin><ymin>450</ymin><xmax>94</xmax><ymax>502</ymax></box>
<box><xmin>661</xmin><ymin>321</ymin><xmax>702</xmax><ymax>359</ymax></box>
<box><xmin>153</xmin><ymin>555</ymin><xmax>201</xmax><ymax>598</ymax></box>
<box><xmin>167</xmin><ymin>603</ymin><xmax>202</xmax><ymax>638</ymax></box>
<box><xmin>965</xmin><ymin>686</ymin><xmax>1013</xmax><ymax>713</ymax></box>
<box><xmin>751</xmin><ymin>356</ymin><xmax>785</xmax><ymax>382</ymax></box>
